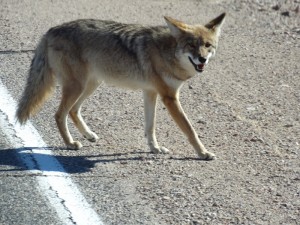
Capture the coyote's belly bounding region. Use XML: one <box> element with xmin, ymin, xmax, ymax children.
<box><xmin>88</xmin><ymin>63</ymin><xmax>154</xmax><ymax>91</ymax></box>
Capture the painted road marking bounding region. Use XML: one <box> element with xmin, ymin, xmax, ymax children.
<box><xmin>0</xmin><ymin>80</ymin><xmax>104</xmax><ymax>225</ymax></box>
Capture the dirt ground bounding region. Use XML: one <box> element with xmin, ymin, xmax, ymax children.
<box><xmin>1</xmin><ymin>0</ymin><xmax>299</xmax><ymax>224</ymax></box>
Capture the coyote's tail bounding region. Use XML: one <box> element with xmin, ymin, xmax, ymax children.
<box><xmin>16</xmin><ymin>36</ymin><xmax>55</xmax><ymax>124</ymax></box>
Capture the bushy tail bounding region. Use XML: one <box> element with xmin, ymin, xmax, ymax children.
<box><xmin>16</xmin><ymin>36</ymin><xmax>55</xmax><ymax>124</ymax></box>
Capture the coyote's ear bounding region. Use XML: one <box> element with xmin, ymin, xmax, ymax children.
<box><xmin>164</xmin><ymin>16</ymin><xmax>188</xmax><ymax>39</ymax></box>
<box><xmin>205</xmin><ymin>13</ymin><xmax>226</xmax><ymax>37</ymax></box>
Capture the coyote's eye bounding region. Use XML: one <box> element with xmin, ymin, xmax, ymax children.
<box><xmin>205</xmin><ymin>42</ymin><xmax>212</xmax><ymax>48</ymax></box>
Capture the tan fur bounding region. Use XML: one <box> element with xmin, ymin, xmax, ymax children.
<box><xmin>16</xmin><ymin>13</ymin><xmax>226</xmax><ymax>160</ymax></box>
<box><xmin>16</xmin><ymin>37</ymin><xmax>55</xmax><ymax>124</ymax></box>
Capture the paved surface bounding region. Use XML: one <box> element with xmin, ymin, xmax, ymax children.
<box><xmin>0</xmin><ymin>128</ymin><xmax>62</xmax><ymax>225</ymax></box>
<box><xmin>0</xmin><ymin>0</ymin><xmax>299</xmax><ymax>224</ymax></box>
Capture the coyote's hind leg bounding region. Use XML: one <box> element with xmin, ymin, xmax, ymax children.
<box><xmin>69</xmin><ymin>79</ymin><xmax>101</xmax><ymax>142</ymax></box>
<box><xmin>55</xmin><ymin>80</ymin><xmax>84</xmax><ymax>150</ymax></box>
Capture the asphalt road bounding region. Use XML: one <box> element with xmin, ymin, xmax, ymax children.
<box><xmin>0</xmin><ymin>126</ymin><xmax>64</xmax><ymax>225</ymax></box>
<box><xmin>1</xmin><ymin>0</ymin><xmax>299</xmax><ymax>225</ymax></box>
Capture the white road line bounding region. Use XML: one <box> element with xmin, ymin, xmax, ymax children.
<box><xmin>0</xmin><ymin>81</ymin><xmax>104</xmax><ymax>225</ymax></box>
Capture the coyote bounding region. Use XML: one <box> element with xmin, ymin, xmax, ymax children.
<box><xmin>16</xmin><ymin>13</ymin><xmax>226</xmax><ymax>160</ymax></box>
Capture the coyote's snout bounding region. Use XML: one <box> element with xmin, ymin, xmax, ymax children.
<box><xmin>16</xmin><ymin>13</ymin><xmax>226</xmax><ymax>160</ymax></box>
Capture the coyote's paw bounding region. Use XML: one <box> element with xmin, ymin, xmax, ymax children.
<box><xmin>198</xmin><ymin>151</ymin><xmax>216</xmax><ymax>160</ymax></box>
<box><xmin>151</xmin><ymin>146</ymin><xmax>170</xmax><ymax>154</ymax></box>
<box><xmin>67</xmin><ymin>141</ymin><xmax>83</xmax><ymax>150</ymax></box>
<box><xmin>84</xmin><ymin>132</ymin><xmax>99</xmax><ymax>142</ymax></box>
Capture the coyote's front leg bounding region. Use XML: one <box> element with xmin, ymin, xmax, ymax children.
<box><xmin>143</xmin><ymin>90</ymin><xmax>170</xmax><ymax>154</ymax></box>
<box><xmin>161</xmin><ymin>95</ymin><xmax>216</xmax><ymax>160</ymax></box>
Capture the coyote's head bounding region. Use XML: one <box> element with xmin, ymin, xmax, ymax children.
<box><xmin>165</xmin><ymin>13</ymin><xmax>226</xmax><ymax>74</ymax></box>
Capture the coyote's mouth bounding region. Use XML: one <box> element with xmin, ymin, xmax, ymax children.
<box><xmin>188</xmin><ymin>57</ymin><xmax>205</xmax><ymax>72</ymax></box>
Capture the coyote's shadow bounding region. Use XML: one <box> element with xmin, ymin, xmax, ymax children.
<box><xmin>0</xmin><ymin>147</ymin><xmax>199</xmax><ymax>174</ymax></box>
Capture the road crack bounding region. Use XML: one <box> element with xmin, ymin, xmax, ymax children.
<box><xmin>0</xmin><ymin>49</ymin><xmax>34</xmax><ymax>54</ymax></box>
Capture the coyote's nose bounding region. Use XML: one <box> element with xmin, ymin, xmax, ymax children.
<box><xmin>198</xmin><ymin>56</ymin><xmax>207</xmax><ymax>64</ymax></box>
